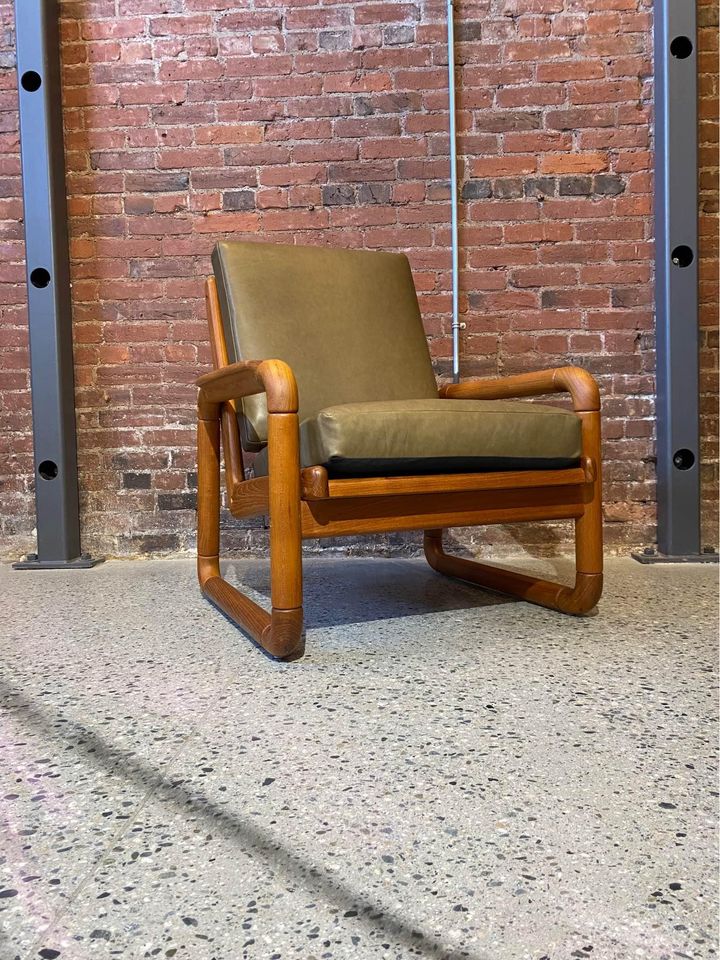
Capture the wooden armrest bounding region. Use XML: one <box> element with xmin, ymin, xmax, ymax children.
<box><xmin>197</xmin><ymin>359</ymin><xmax>298</xmax><ymax>418</ymax></box>
<box><xmin>439</xmin><ymin>365</ymin><xmax>600</xmax><ymax>413</ymax></box>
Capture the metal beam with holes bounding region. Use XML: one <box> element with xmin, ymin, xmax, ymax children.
<box><xmin>13</xmin><ymin>0</ymin><xmax>98</xmax><ymax>569</ymax></box>
<box><xmin>635</xmin><ymin>0</ymin><xmax>716</xmax><ymax>564</ymax></box>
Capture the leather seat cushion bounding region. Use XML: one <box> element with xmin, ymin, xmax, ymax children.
<box><xmin>253</xmin><ymin>398</ymin><xmax>582</xmax><ymax>478</ymax></box>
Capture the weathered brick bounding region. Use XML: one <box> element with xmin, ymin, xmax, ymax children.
<box><xmin>157</xmin><ymin>493</ymin><xmax>197</xmax><ymax>512</ymax></box>
<box><xmin>524</xmin><ymin>177</ymin><xmax>557</xmax><ymax>198</ymax></box>
<box><xmin>558</xmin><ymin>176</ymin><xmax>593</xmax><ymax>196</ymax></box>
<box><xmin>455</xmin><ymin>22</ymin><xmax>484</xmax><ymax>42</ymax></box>
<box><xmin>322</xmin><ymin>184</ymin><xmax>356</xmax><ymax>206</ymax></box>
<box><xmin>594</xmin><ymin>174</ymin><xmax>626</xmax><ymax>196</ymax></box>
<box><xmin>319</xmin><ymin>31</ymin><xmax>352</xmax><ymax>52</ymax></box>
<box><xmin>358</xmin><ymin>183</ymin><xmax>392</xmax><ymax>204</ymax></box>
<box><xmin>222</xmin><ymin>190</ymin><xmax>256</xmax><ymax>212</ymax></box>
<box><xmin>492</xmin><ymin>178</ymin><xmax>524</xmax><ymax>199</ymax></box>
<box><xmin>126</xmin><ymin>173</ymin><xmax>190</xmax><ymax>193</ymax></box>
<box><xmin>384</xmin><ymin>25</ymin><xmax>415</xmax><ymax>45</ymax></box>
<box><xmin>137</xmin><ymin>534</ymin><xmax>181</xmax><ymax>554</ymax></box>
<box><xmin>123</xmin><ymin>472</ymin><xmax>152</xmax><ymax>490</ymax></box>
<box><xmin>461</xmin><ymin>179</ymin><xmax>491</xmax><ymax>200</ymax></box>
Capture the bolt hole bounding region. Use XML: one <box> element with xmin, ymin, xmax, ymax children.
<box><xmin>21</xmin><ymin>70</ymin><xmax>42</xmax><ymax>92</ymax></box>
<box><xmin>30</xmin><ymin>267</ymin><xmax>51</xmax><ymax>288</ymax></box>
<box><xmin>38</xmin><ymin>460</ymin><xmax>58</xmax><ymax>481</ymax></box>
<box><xmin>671</xmin><ymin>245</ymin><xmax>693</xmax><ymax>268</ymax></box>
<box><xmin>673</xmin><ymin>449</ymin><xmax>695</xmax><ymax>471</ymax></box>
<box><xmin>670</xmin><ymin>36</ymin><xmax>693</xmax><ymax>59</ymax></box>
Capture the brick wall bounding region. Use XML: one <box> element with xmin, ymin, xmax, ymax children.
<box><xmin>0</xmin><ymin>0</ymin><xmax>716</xmax><ymax>560</ymax></box>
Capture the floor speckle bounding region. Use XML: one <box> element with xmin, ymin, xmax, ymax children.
<box><xmin>0</xmin><ymin>556</ymin><xmax>717</xmax><ymax>959</ymax></box>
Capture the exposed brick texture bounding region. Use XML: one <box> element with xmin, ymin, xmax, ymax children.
<box><xmin>0</xmin><ymin>0</ymin><xmax>716</xmax><ymax>559</ymax></box>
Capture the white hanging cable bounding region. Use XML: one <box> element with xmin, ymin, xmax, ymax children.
<box><xmin>446</xmin><ymin>0</ymin><xmax>461</xmax><ymax>383</ymax></box>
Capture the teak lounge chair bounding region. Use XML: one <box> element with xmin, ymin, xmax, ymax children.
<box><xmin>196</xmin><ymin>242</ymin><xmax>603</xmax><ymax>659</ymax></box>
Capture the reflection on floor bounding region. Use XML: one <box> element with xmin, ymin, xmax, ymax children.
<box><xmin>0</xmin><ymin>557</ymin><xmax>717</xmax><ymax>960</ymax></box>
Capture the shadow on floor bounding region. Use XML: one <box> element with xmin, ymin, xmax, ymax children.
<box><xmin>0</xmin><ymin>679</ymin><xmax>486</xmax><ymax>960</ymax></box>
<box><xmin>222</xmin><ymin>557</ymin><xmax>514</xmax><ymax>630</ymax></box>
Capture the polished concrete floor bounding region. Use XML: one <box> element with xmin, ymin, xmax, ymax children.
<box><xmin>0</xmin><ymin>555</ymin><xmax>717</xmax><ymax>960</ymax></box>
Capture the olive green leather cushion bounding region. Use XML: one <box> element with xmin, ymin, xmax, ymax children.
<box><xmin>212</xmin><ymin>241</ymin><xmax>438</xmax><ymax>451</ymax></box>
<box><xmin>253</xmin><ymin>398</ymin><xmax>582</xmax><ymax>477</ymax></box>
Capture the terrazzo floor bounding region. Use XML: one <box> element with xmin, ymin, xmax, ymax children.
<box><xmin>0</xmin><ymin>555</ymin><xmax>717</xmax><ymax>960</ymax></box>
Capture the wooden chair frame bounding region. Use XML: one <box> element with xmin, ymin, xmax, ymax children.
<box><xmin>197</xmin><ymin>277</ymin><xmax>603</xmax><ymax>659</ymax></box>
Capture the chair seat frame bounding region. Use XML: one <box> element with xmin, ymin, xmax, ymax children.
<box><xmin>197</xmin><ymin>277</ymin><xmax>603</xmax><ymax>659</ymax></box>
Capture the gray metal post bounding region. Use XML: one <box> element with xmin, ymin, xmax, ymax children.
<box><xmin>13</xmin><ymin>0</ymin><xmax>98</xmax><ymax>569</ymax></box>
<box><xmin>634</xmin><ymin>0</ymin><xmax>716</xmax><ymax>564</ymax></box>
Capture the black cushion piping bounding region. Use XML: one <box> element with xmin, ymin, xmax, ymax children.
<box><xmin>323</xmin><ymin>456</ymin><xmax>581</xmax><ymax>479</ymax></box>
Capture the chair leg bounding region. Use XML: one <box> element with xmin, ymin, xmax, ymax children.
<box><xmin>424</xmin><ymin>411</ymin><xmax>603</xmax><ymax>616</ymax></box>
<box><xmin>266</xmin><ymin>409</ymin><xmax>304</xmax><ymax>655</ymax></box>
<box><xmin>424</xmin><ymin>527</ymin><xmax>602</xmax><ymax>615</ymax></box>
<box><xmin>197</xmin><ymin>410</ymin><xmax>305</xmax><ymax>660</ymax></box>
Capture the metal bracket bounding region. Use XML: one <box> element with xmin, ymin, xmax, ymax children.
<box><xmin>632</xmin><ymin>547</ymin><xmax>718</xmax><ymax>565</ymax></box>
<box><xmin>13</xmin><ymin>554</ymin><xmax>103</xmax><ymax>571</ymax></box>
<box><xmin>13</xmin><ymin>0</ymin><xmax>100</xmax><ymax>570</ymax></box>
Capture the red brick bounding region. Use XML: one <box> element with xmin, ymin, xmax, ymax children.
<box><xmin>541</xmin><ymin>152</ymin><xmax>609</xmax><ymax>174</ymax></box>
<box><xmin>470</xmin><ymin>155</ymin><xmax>538</xmax><ymax>177</ymax></box>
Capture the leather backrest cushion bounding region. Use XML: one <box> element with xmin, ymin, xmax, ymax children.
<box><xmin>212</xmin><ymin>241</ymin><xmax>438</xmax><ymax>449</ymax></box>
